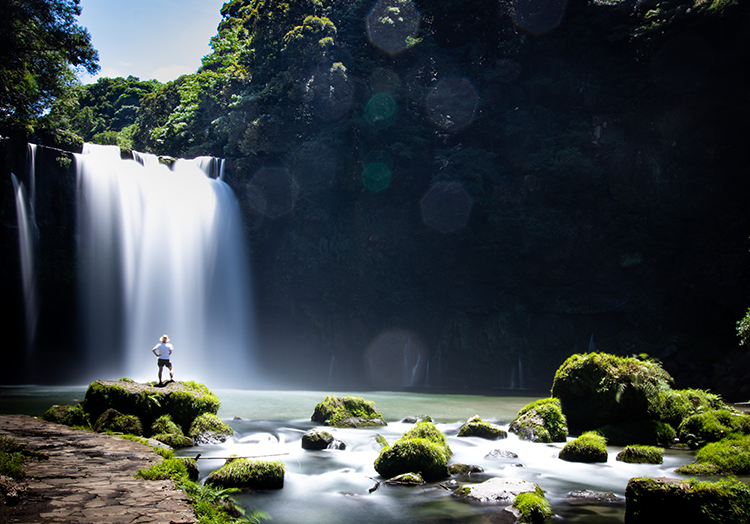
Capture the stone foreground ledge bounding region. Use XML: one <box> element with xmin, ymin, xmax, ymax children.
<box><xmin>0</xmin><ymin>414</ymin><xmax>195</xmax><ymax>523</ymax></box>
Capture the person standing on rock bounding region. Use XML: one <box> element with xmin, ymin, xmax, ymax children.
<box><xmin>151</xmin><ymin>334</ymin><xmax>174</xmax><ymax>385</ymax></box>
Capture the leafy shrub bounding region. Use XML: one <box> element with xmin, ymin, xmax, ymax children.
<box><xmin>151</xmin><ymin>414</ymin><xmax>182</xmax><ymax>435</ymax></box>
<box><xmin>510</xmin><ymin>398</ymin><xmax>568</xmax><ymax>443</ymax></box>
<box><xmin>513</xmin><ymin>491</ymin><xmax>554</xmax><ymax>523</ymax></box>
<box><xmin>596</xmin><ymin>419</ymin><xmax>675</xmax><ymax>446</ymax></box>
<box><xmin>551</xmin><ymin>353</ymin><xmax>673</xmax><ymax>429</ymax></box>
<box><xmin>677</xmin><ymin>435</ymin><xmax>750</xmax><ymax>475</ymax></box>
<box><xmin>616</xmin><ymin>445</ymin><xmax>663</xmax><ymax>464</ymax></box>
<box><xmin>374</xmin><ymin>438</ymin><xmax>450</xmax><ymax>481</ymax></box>
<box><xmin>458</xmin><ymin>415</ymin><xmax>508</xmax><ymax>440</ymax></box>
<box><xmin>559</xmin><ymin>432</ymin><xmax>608</xmax><ymax>463</ymax></box>
<box><xmin>678</xmin><ymin>409</ymin><xmax>750</xmax><ymax>449</ymax></box>
<box><xmin>652</xmin><ymin>389</ymin><xmax>726</xmax><ymax>429</ymax></box>
<box><xmin>206</xmin><ymin>458</ymin><xmax>285</xmax><ymax>490</ymax></box>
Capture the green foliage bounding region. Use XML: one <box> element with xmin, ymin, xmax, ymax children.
<box><xmin>0</xmin><ymin>0</ymin><xmax>98</xmax><ymax>131</ymax></box>
<box><xmin>616</xmin><ymin>445</ymin><xmax>663</xmax><ymax>464</ymax></box>
<box><xmin>559</xmin><ymin>432</ymin><xmax>608</xmax><ymax>463</ymax></box>
<box><xmin>206</xmin><ymin>458</ymin><xmax>285</xmax><ymax>490</ymax></box>
<box><xmin>653</xmin><ymin>389</ymin><xmax>726</xmax><ymax>430</ymax></box>
<box><xmin>677</xmin><ymin>435</ymin><xmax>750</xmax><ymax>475</ymax></box>
<box><xmin>311</xmin><ymin>395</ymin><xmax>385</xmax><ymax>427</ymax></box>
<box><xmin>551</xmin><ymin>353</ymin><xmax>673</xmax><ymax>430</ymax></box>
<box><xmin>0</xmin><ymin>436</ymin><xmax>26</xmax><ymax>480</ymax></box>
<box><xmin>151</xmin><ymin>433</ymin><xmax>194</xmax><ymax>449</ymax></box>
<box><xmin>678</xmin><ymin>409</ymin><xmax>750</xmax><ymax>449</ymax></box>
<box><xmin>401</xmin><ymin>421</ymin><xmax>452</xmax><ymax>458</ymax></box>
<box><xmin>738</xmin><ymin>307</ymin><xmax>750</xmax><ymax>347</ymax></box>
<box><xmin>93</xmin><ymin>408</ymin><xmax>144</xmax><ymax>435</ymax></box>
<box><xmin>374</xmin><ymin>438</ymin><xmax>449</xmax><ymax>481</ymax></box>
<box><xmin>510</xmin><ymin>398</ymin><xmax>568</xmax><ymax>443</ymax></box>
<box><xmin>596</xmin><ymin>419</ymin><xmax>676</xmax><ymax>447</ymax></box>
<box><xmin>42</xmin><ymin>404</ymin><xmax>91</xmax><ymax>429</ymax></box>
<box><xmin>457</xmin><ymin>415</ymin><xmax>508</xmax><ymax>440</ymax></box>
<box><xmin>151</xmin><ymin>414</ymin><xmax>182</xmax><ymax>436</ymax></box>
<box><xmin>513</xmin><ymin>491</ymin><xmax>554</xmax><ymax>523</ymax></box>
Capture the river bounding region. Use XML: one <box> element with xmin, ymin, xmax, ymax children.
<box><xmin>0</xmin><ymin>386</ymin><xmax>699</xmax><ymax>523</ymax></box>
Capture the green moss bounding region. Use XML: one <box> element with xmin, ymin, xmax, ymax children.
<box><xmin>136</xmin><ymin>457</ymin><xmax>192</xmax><ymax>482</ymax></box>
<box><xmin>677</xmin><ymin>435</ymin><xmax>750</xmax><ymax>475</ymax></box>
<box><xmin>458</xmin><ymin>415</ymin><xmax>508</xmax><ymax>440</ymax></box>
<box><xmin>42</xmin><ymin>404</ymin><xmax>91</xmax><ymax>429</ymax></box>
<box><xmin>151</xmin><ymin>414</ymin><xmax>182</xmax><ymax>435</ymax></box>
<box><xmin>374</xmin><ymin>438</ymin><xmax>449</xmax><ymax>481</ymax></box>
<box><xmin>311</xmin><ymin>395</ymin><xmax>385</xmax><ymax>428</ymax></box>
<box><xmin>626</xmin><ymin>476</ymin><xmax>750</xmax><ymax>522</ymax></box>
<box><xmin>513</xmin><ymin>492</ymin><xmax>554</xmax><ymax>523</ymax></box>
<box><xmin>653</xmin><ymin>389</ymin><xmax>726</xmax><ymax>429</ymax></box>
<box><xmin>597</xmin><ymin>419</ymin><xmax>676</xmax><ymax>446</ymax></box>
<box><xmin>206</xmin><ymin>458</ymin><xmax>285</xmax><ymax>490</ymax></box>
<box><xmin>678</xmin><ymin>409</ymin><xmax>750</xmax><ymax>449</ymax></box>
<box><xmin>551</xmin><ymin>352</ymin><xmax>673</xmax><ymax>430</ymax></box>
<box><xmin>401</xmin><ymin>421</ymin><xmax>452</xmax><ymax>457</ymax></box>
<box><xmin>93</xmin><ymin>408</ymin><xmax>143</xmax><ymax>435</ymax></box>
<box><xmin>188</xmin><ymin>413</ymin><xmax>233</xmax><ymax>444</ymax></box>
<box><xmin>616</xmin><ymin>445</ymin><xmax>663</xmax><ymax>464</ymax></box>
<box><xmin>559</xmin><ymin>432</ymin><xmax>608</xmax><ymax>463</ymax></box>
<box><xmin>152</xmin><ymin>433</ymin><xmax>194</xmax><ymax>449</ymax></box>
<box><xmin>510</xmin><ymin>398</ymin><xmax>568</xmax><ymax>443</ymax></box>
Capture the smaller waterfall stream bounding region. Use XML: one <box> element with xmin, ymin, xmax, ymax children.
<box><xmin>11</xmin><ymin>173</ymin><xmax>38</xmax><ymax>354</ymax></box>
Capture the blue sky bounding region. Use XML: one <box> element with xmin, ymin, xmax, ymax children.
<box><xmin>77</xmin><ymin>0</ymin><xmax>228</xmax><ymax>83</ymax></box>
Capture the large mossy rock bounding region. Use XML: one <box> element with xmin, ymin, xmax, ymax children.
<box><xmin>625</xmin><ymin>477</ymin><xmax>750</xmax><ymax>523</ymax></box>
<box><xmin>206</xmin><ymin>458</ymin><xmax>285</xmax><ymax>490</ymax></box>
<box><xmin>509</xmin><ymin>398</ymin><xmax>567</xmax><ymax>443</ymax></box>
<box><xmin>93</xmin><ymin>408</ymin><xmax>144</xmax><ymax>435</ymax></box>
<box><xmin>374</xmin><ymin>422</ymin><xmax>451</xmax><ymax>481</ymax></box>
<box><xmin>551</xmin><ymin>353</ymin><xmax>673</xmax><ymax>430</ymax></box>
<box><xmin>81</xmin><ymin>379</ymin><xmax>220</xmax><ymax>435</ymax></box>
<box><xmin>188</xmin><ymin>413</ymin><xmax>233</xmax><ymax>444</ymax></box>
<box><xmin>652</xmin><ymin>388</ymin><xmax>726</xmax><ymax>430</ymax></box>
<box><xmin>596</xmin><ymin>419</ymin><xmax>675</xmax><ymax>447</ymax></box>
<box><xmin>42</xmin><ymin>404</ymin><xmax>90</xmax><ymax>428</ymax></box>
<box><xmin>677</xmin><ymin>409</ymin><xmax>750</xmax><ymax>449</ymax></box>
<box><xmin>458</xmin><ymin>415</ymin><xmax>508</xmax><ymax>440</ymax></box>
<box><xmin>311</xmin><ymin>394</ymin><xmax>386</xmax><ymax>428</ymax></box>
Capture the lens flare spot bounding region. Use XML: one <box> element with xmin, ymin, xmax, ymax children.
<box><xmin>426</xmin><ymin>77</ymin><xmax>479</xmax><ymax>132</ymax></box>
<box><xmin>365</xmin><ymin>93</ymin><xmax>397</xmax><ymax>127</ymax></box>
<box><xmin>513</xmin><ymin>0</ymin><xmax>568</xmax><ymax>35</ymax></box>
<box><xmin>366</xmin><ymin>0</ymin><xmax>421</xmax><ymax>55</ymax></box>
<box><xmin>420</xmin><ymin>181</ymin><xmax>473</xmax><ymax>233</ymax></box>
<box><xmin>370</xmin><ymin>68</ymin><xmax>402</xmax><ymax>93</ymax></box>
<box><xmin>362</xmin><ymin>163</ymin><xmax>392</xmax><ymax>192</ymax></box>
<box><xmin>246</xmin><ymin>167</ymin><xmax>298</xmax><ymax>218</ymax></box>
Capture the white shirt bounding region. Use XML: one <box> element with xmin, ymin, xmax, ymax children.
<box><xmin>152</xmin><ymin>342</ymin><xmax>173</xmax><ymax>360</ymax></box>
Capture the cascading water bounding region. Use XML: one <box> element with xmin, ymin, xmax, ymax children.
<box><xmin>75</xmin><ymin>144</ymin><xmax>257</xmax><ymax>386</ymax></box>
<box><xmin>11</xmin><ymin>173</ymin><xmax>38</xmax><ymax>354</ymax></box>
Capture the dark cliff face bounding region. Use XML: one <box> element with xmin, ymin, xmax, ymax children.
<box><xmin>4</xmin><ymin>1</ymin><xmax>750</xmax><ymax>394</ymax></box>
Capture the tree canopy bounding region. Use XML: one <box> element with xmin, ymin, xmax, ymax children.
<box><xmin>0</xmin><ymin>0</ymin><xmax>98</xmax><ymax>132</ymax></box>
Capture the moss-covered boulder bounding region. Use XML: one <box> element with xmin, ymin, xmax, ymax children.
<box><xmin>81</xmin><ymin>379</ymin><xmax>220</xmax><ymax>435</ymax></box>
<box><xmin>402</xmin><ymin>421</ymin><xmax>452</xmax><ymax>457</ymax></box>
<box><xmin>458</xmin><ymin>415</ymin><xmax>507</xmax><ymax>440</ymax></box>
<box><xmin>448</xmin><ymin>463</ymin><xmax>484</xmax><ymax>475</ymax></box>
<box><xmin>301</xmin><ymin>429</ymin><xmax>334</xmax><ymax>450</ymax></box>
<box><xmin>93</xmin><ymin>408</ymin><xmax>143</xmax><ymax>435</ymax></box>
<box><xmin>625</xmin><ymin>477</ymin><xmax>750</xmax><ymax>523</ymax></box>
<box><xmin>152</xmin><ymin>433</ymin><xmax>194</xmax><ymax>448</ymax></box>
<box><xmin>596</xmin><ymin>419</ymin><xmax>675</xmax><ymax>447</ymax></box>
<box><xmin>677</xmin><ymin>409</ymin><xmax>750</xmax><ymax>449</ymax></box>
<box><xmin>311</xmin><ymin>395</ymin><xmax>386</xmax><ymax>428</ymax></box>
<box><xmin>385</xmin><ymin>472</ymin><xmax>424</xmax><ymax>486</ymax></box>
<box><xmin>676</xmin><ymin>435</ymin><xmax>750</xmax><ymax>475</ymax></box>
<box><xmin>509</xmin><ymin>398</ymin><xmax>567</xmax><ymax>443</ymax></box>
<box><xmin>42</xmin><ymin>404</ymin><xmax>90</xmax><ymax>428</ymax></box>
<box><xmin>375</xmin><ymin>438</ymin><xmax>450</xmax><ymax>481</ymax></box>
<box><xmin>205</xmin><ymin>458</ymin><xmax>285</xmax><ymax>490</ymax></box>
<box><xmin>616</xmin><ymin>445</ymin><xmax>663</xmax><ymax>464</ymax></box>
<box><xmin>559</xmin><ymin>432</ymin><xmax>608</xmax><ymax>463</ymax></box>
<box><xmin>513</xmin><ymin>491</ymin><xmax>554</xmax><ymax>523</ymax></box>
<box><xmin>188</xmin><ymin>413</ymin><xmax>233</xmax><ymax>444</ymax></box>
<box><xmin>551</xmin><ymin>353</ymin><xmax>672</xmax><ymax>430</ymax></box>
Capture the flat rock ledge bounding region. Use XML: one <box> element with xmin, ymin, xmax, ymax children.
<box><xmin>0</xmin><ymin>414</ymin><xmax>195</xmax><ymax>524</ymax></box>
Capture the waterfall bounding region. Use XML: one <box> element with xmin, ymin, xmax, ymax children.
<box><xmin>11</xmin><ymin>173</ymin><xmax>38</xmax><ymax>353</ymax></box>
<box><xmin>75</xmin><ymin>144</ymin><xmax>257</xmax><ymax>386</ymax></box>
<box><xmin>518</xmin><ymin>356</ymin><xmax>525</xmax><ymax>390</ymax></box>
<box><xmin>402</xmin><ymin>336</ymin><xmax>421</xmax><ymax>387</ymax></box>
<box><xmin>328</xmin><ymin>356</ymin><xmax>336</xmax><ymax>386</ymax></box>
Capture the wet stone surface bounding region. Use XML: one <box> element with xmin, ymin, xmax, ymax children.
<box><xmin>0</xmin><ymin>414</ymin><xmax>195</xmax><ymax>523</ymax></box>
